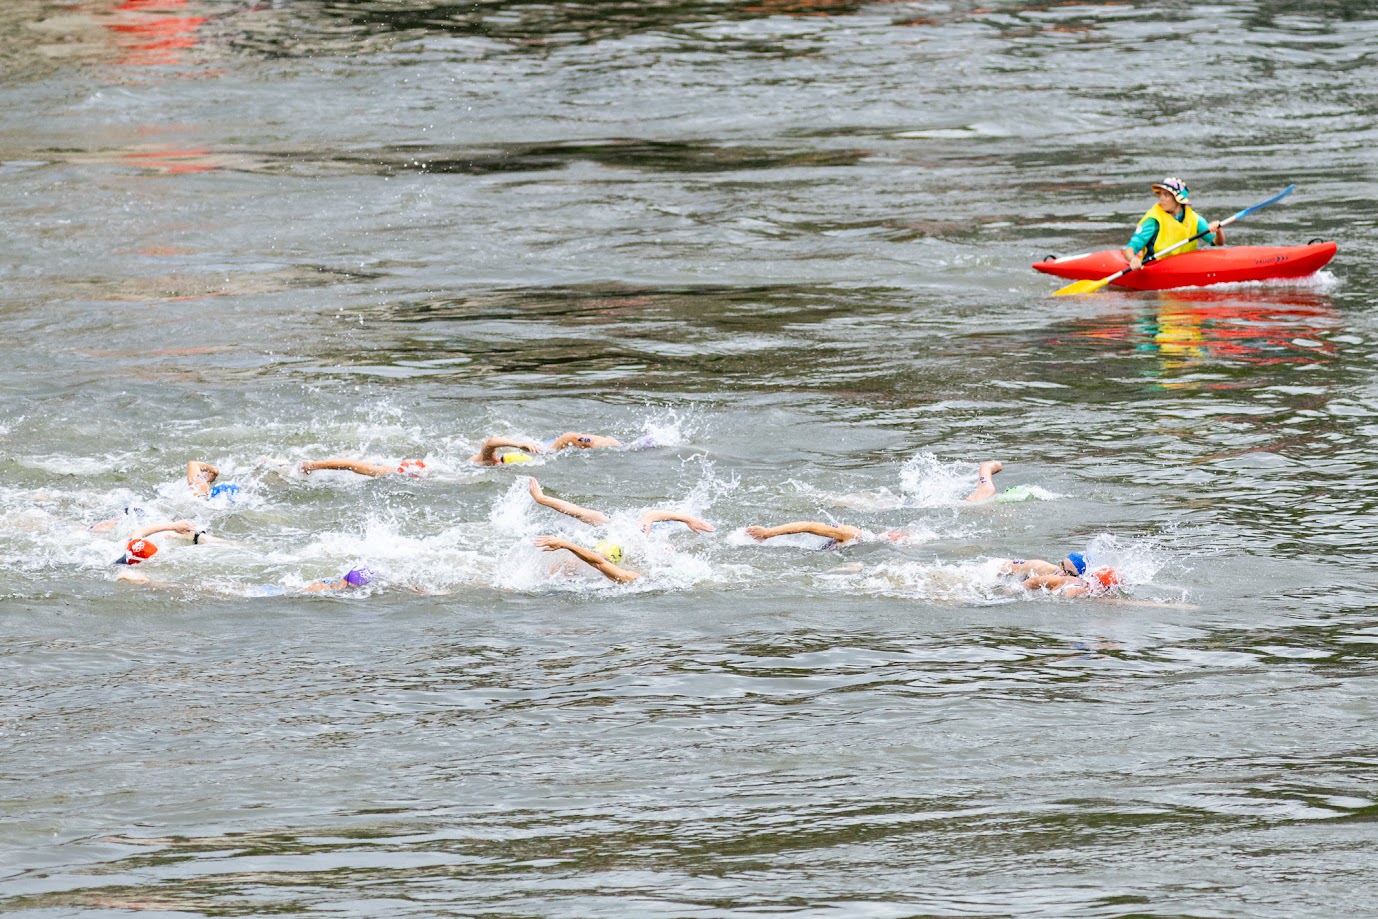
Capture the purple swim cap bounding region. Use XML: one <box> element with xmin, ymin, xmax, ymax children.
<box><xmin>343</xmin><ymin>566</ymin><xmax>373</xmax><ymax>587</ymax></box>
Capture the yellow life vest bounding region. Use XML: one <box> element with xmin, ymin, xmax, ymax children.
<box><xmin>1137</xmin><ymin>203</ymin><xmax>1202</xmax><ymax>259</ymax></box>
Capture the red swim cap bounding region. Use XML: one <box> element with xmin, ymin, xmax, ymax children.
<box><xmin>123</xmin><ymin>538</ymin><xmax>158</xmax><ymax>565</ymax></box>
<box><xmin>1090</xmin><ymin>567</ymin><xmax>1120</xmax><ymax>591</ymax></box>
<box><xmin>397</xmin><ymin>459</ymin><xmax>426</xmax><ymax>477</ymax></box>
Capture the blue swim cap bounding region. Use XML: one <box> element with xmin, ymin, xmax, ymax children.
<box><xmin>209</xmin><ymin>483</ymin><xmax>241</xmax><ymax>500</ymax></box>
<box><xmin>1065</xmin><ymin>552</ymin><xmax>1087</xmax><ymax>575</ymax></box>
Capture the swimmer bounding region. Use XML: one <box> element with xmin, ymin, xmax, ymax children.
<box><xmin>471</xmin><ymin>432</ymin><xmax>622</xmax><ymax>466</ymax></box>
<box><xmin>111</xmin><ymin>519</ymin><xmax>235</xmax><ymax>565</ymax></box>
<box><xmin>533</xmin><ymin>535</ymin><xmax>639</xmax><ymax>585</ymax></box>
<box><xmin>1000</xmin><ymin>552</ymin><xmax>1123</xmax><ymax>598</ymax></box>
<box><xmin>120</xmin><ymin>565</ymin><xmax>374</xmax><ymax>593</ymax></box>
<box><xmin>187</xmin><ymin>461</ymin><xmax>241</xmax><ymax>499</ymax></box>
<box><xmin>92</xmin><ymin>461</ymin><xmax>237</xmax><ymax>532</ymax></box>
<box><xmin>962</xmin><ymin>460</ymin><xmax>1039</xmax><ymax>503</ymax></box>
<box><xmin>302</xmin><ymin>566</ymin><xmax>375</xmax><ymax>592</ymax></box>
<box><xmin>527</xmin><ymin>477</ymin><xmax>715</xmax><ymax>534</ymax></box>
<box><xmin>299</xmin><ymin>458</ymin><xmax>427</xmax><ymax>478</ymax></box>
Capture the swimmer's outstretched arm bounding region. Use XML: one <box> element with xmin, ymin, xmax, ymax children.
<box><xmin>187</xmin><ymin>461</ymin><xmax>219</xmax><ymax>497</ymax></box>
<box><xmin>639</xmin><ymin>510</ymin><xmax>715</xmax><ymax>535</ymax></box>
<box><xmin>472</xmin><ymin>436</ymin><xmax>544</xmax><ymax>466</ymax></box>
<box><xmin>131</xmin><ymin>519</ymin><xmax>198</xmax><ymax>541</ymax></box>
<box><xmin>528</xmin><ymin>478</ymin><xmax>610</xmax><ymax>526</ymax></box>
<box><xmin>745</xmin><ymin>521</ymin><xmax>863</xmax><ymax>544</ymax></box>
<box><xmin>999</xmin><ymin>558</ymin><xmax>1060</xmax><ymax>577</ymax></box>
<box><xmin>964</xmin><ymin>460</ymin><xmax>1003</xmax><ymax>502</ymax></box>
<box><xmin>534</xmin><ymin>536</ymin><xmax>640</xmax><ymax>584</ymax></box>
<box><xmin>300</xmin><ymin>459</ymin><xmax>394</xmax><ymax>477</ymax></box>
<box><xmin>129</xmin><ymin>519</ymin><xmax>238</xmax><ymax>546</ymax></box>
<box><xmin>549</xmin><ymin>432</ymin><xmax>622</xmax><ymax>451</ymax></box>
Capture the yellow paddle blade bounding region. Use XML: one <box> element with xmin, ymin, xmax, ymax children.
<box><xmin>1053</xmin><ymin>275</ymin><xmax>1115</xmax><ymax>296</ymax></box>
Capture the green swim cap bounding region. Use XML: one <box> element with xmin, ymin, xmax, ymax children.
<box><xmin>994</xmin><ymin>484</ymin><xmax>1037</xmax><ymax>503</ymax></box>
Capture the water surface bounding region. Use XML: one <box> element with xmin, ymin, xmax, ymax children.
<box><xmin>3</xmin><ymin>0</ymin><xmax>1378</xmax><ymax>915</ymax></box>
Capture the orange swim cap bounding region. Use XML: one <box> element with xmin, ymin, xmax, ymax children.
<box><xmin>397</xmin><ymin>459</ymin><xmax>427</xmax><ymax>477</ymax></box>
<box><xmin>1090</xmin><ymin>567</ymin><xmax>1121</xmax><ymax>591</ymax></box>
<box><xmin>121</xmin><ymin>538</ymin><xmax>158</xmax><ymax>565</ymax></box>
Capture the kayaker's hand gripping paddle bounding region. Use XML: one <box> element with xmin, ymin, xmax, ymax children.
<box><xmin>1052</xmin><ymin>184</ymin><xmax>1296</xmax><ymax>296</ymax></box>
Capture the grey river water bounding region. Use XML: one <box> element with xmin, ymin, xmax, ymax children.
<box><xmin>4</xmin><ymin>0</ymin><xmax>1378</xmax><ymax>915</ymax></box>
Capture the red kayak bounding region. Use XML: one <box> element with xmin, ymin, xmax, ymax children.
<box><xmin>1033</xmin><ymin>242</ymin><xmax>1336</xmax><ymax>291</ymax></box>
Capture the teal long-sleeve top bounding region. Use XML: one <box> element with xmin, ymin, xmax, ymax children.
<box><xmin>1127</xmin><ymin>209</ymin><xmax>1217</xmax><ymax>256</ymax></box>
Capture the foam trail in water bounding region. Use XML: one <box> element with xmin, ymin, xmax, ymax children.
<box><xmin>625</xmin><ymin>406</ymin><xmax>693</xmax><ymax>450</ymax></box>
<box><xmin>837</xmin><ymin>557</ymin><xmax>1015</xmax><ymax>605</ymax></box>
<box><xmin>490</xmin><ymin>476</ymin><xmax>539</xmax><ymax>535</ymax></box>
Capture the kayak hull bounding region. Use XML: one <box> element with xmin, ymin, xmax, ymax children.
<box><xmin>1032</xmin><ymin>242</ymin><xmax>1336</xmax><ymax>291</ymax></box>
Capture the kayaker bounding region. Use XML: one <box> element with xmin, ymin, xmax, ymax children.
<box><xmin>1125</xmin><ymin>177</ymin><xmax>1225</xmax><ymax>270</ymax></box>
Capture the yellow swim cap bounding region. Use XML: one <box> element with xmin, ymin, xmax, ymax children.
<box><xmin>593</xmin><ymin>540</ymin><xmax>623</xmax><ymax>564</ymax></box>
<box><xmin>500</xmin><ymin>451</ymin><xmax>534</xmax><ymax>465</ymax></box>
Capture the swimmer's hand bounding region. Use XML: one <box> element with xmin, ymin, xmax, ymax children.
<box><xmin>187</xmin><ymin>460</ymin><xmax>219</xmax><ymax>496</ymax></box>
<box><xmin>681</xmin><ymin>516</ymin><xmax>715</xmax><ymax>534</ymax></box>
<box><xmin>534</xmin><ymin>536</ymin><xmax>569</xmax><ymax>552</ymax></box>
<box><xmin>745</xmin><ymin>526</ymin><xmax>770</xmax><ymax>541</ymax></box>
<box><xmin>639</xmin><ymin>511</ymin><xmax>715</xmax><ymax>535</ymax></box>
